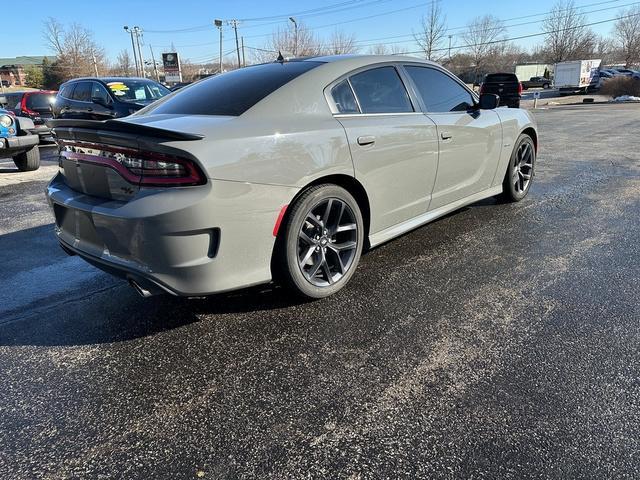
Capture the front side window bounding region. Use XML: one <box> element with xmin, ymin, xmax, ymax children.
<box><xmin>331</xmin><ymin>80</ymin><xmax>358</xmax><ymax>113</ymax></box>
<box><xmin>92</xmin><ymin>82</ymin><xmax>111</xmax><ymax>104</ymax></box>
<box><xmin>349</xmin><ymin>66</ymin><xmax>413</xmax><ymax>114</ymax></box>
<box><xmin>71</xmin><ymin>82</ymin><xmax>92</xmax><ymax>102</ymax></box>
<box><xmin>405</xmin><ymin>66</ymin><xmax>474</xmax><ymax>113</ymax></box>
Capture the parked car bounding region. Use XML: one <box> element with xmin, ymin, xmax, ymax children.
<box><xmin>2</xmin><ymin>90</ymin><xmax>57</xmax><ymax>142</ymax></box>
<box><xmin>46</xmin><ymin>55</ymin><xmax>537</xmax><ymax>299</ymax></box>
<box><xmin>479</xmin><ymin>73</ymin><xmax>522</xmax><ymax>107</ymax></box>
<box><xmin>521</xmin><ymin>76</ymin><xmax>552</xmax><ymax>90</ymax></box>
<box><xmin>0</xmin><ymin>105</ymin><xmax>40</xmax><ymax>171</ymax></box>
<box><xmin>1</xmin><ymin>80</ymin><xmax>9</xmax><ymax>87</ymax></box>
<box><xmin>169</xmin><ymin>82</ymin><xmax>191</xmax><ymax>91</ymax></box>
<box><xmin>52</xmin><ymin>77</ymin><xmax>170</xmax><ymax>121</ymax></box>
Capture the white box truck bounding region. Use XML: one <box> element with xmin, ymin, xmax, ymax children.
<box><xmin>554</xmin><ymin>59</ymin><xmax>602</xmax><ymax>94</ymax></box>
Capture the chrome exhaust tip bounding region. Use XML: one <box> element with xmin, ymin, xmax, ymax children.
<box><xmin>128</xmin><ymin>278</ymin><xmax>156</xmax><ymax>298</ymax></box>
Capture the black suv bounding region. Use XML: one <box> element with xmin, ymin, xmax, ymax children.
<box><xmin>52</xmin><ymin>77</ymin><xmax>170</xmax><ymax>120</ymax></box>
<box><xmin>479</xmin><ymin>73</ymin><xmax>522</xmax><ymax>108</ymax></box>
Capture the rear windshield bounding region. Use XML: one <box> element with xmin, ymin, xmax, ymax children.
<box><xmin>143</xmin><ymin>61</ymin><xmax>323</xmax><ymax>116</ymax></box>
<box><xmin>484</xmin><ymin>73</ymin><xmax>518</xmax><ymax>83</ymax></box>
<box><xmin>26</xmin><ymin>93</ymin><xmax>56</xmax><ymax>109</ymax></box>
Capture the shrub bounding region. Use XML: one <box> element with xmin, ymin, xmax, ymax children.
<box><xmin>600</xmin><ymin>76</ymin><xmax>640</xmax><ymax>98</ymax></box>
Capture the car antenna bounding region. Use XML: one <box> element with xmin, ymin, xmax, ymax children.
<box><xmin>276</xmin><ymin>51</ymin><xmax>285</xmax><ymax>63</ymax></box>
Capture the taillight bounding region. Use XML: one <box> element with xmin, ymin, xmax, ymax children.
<box><xmin>59</xmin><ymin>141</ymin><xmax>206</xmax><ymax>186</ymax></box>
<box><xmin>518</xmin><ymin>82</ymin><xmax>523</xmax><ymax>94</ymax></box>
<box><xmin>20</xmin><ymin>95</ymin><xmax>38</xmax><ymax>116</ymax></box>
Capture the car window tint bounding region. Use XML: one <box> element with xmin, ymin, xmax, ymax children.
<box><xmin>349</xmin><ymin>66</ymin><xmax>413</xmax><ymax>114</ymax></box>
<box><xmin>3</xmin><ymin>93</ymin><xmax>22</xmax><ymax>109</ymax></box>
<box><xmin>143</xmin><ymin>61</ymin><xmax>323</xmax><ymax>116</ymax></box>
<box><xmin>92</xmin><ymin>82</ymin><xmax>111</xmax><ymax>104</ymax></box>
<box><xmin>405</xmin><ymin>66</ymin><xmax>474</xmax><ymax>113</ymax></box>
<box><xmin>71</xmin><ymin>82</ymin><xmax>92</xmax><ymax>102</ymax></box>
<box><xmin>59</xmin><ymin>84</ymin><xmax>74</xmax><ymax>99</ymax></box>
<box><xmin>331</xmin><ymin>80</ymin><xmax>359</xmax><ymax>113</ymax></box>
<box><xmin>26</xmin><ymin>93</ymin><xmax>55</xmax><ymax>110</ymax></box>
<box><xmin>485</xmin><ymin>73</ymin><xmax>518</xmax><ymax>83</ymax></box>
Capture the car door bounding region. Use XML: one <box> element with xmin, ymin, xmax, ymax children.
<box><xmin>331</xmin><ymin>65</ymin><xmax>439</xmax><ymax>235</ymax></box>
<box><xmin>403</xmin><ymin>65</ymin><xmax>503</xmax><ymax>210</ymax></box>
<box><xmin>89</xmin><ymin>82</ymin><xmax>116</xmax><ymax>120</ymax></box>
<box><xmin>67</xmin><ymin>81</ymin><xmax>93</xmax><ymax>119</ymax></box>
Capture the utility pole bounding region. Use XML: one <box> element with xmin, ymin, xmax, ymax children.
<box><xmin>149</xmin><ymin>45</ymin><xmax>160</xmax><ymax>82</ymax></box>
<box><xmin>214</xmin><ymin>19</ymin><xmax>223</xmax><ymax>74</ymax></box>
<box><xmin>92</xmin><ymin>52</ymin><xmax>99</xmax><ymax>76</ymax></box>
<box><xmin>241</xmin><ymin>36</ymin><xmax>246</xmax><ymax>67</ymax></box>
<box><xmin>134</xmin><ymin>26</ymin><xmax>146</xmax><ymax>78</ymax></box>
<box><xmin>228</xmin><ymin>20</ymin><xmax>241</xmax><ymax>69</ymax></box>
<box><xmin>124</xmin><ymin>26</ymin><xmax>139</xmax><ymax>76</ymax></box>
<box><xmin>448</xmin><ymin>35</ymin><xmax>452</xmax><ymax>60</ymax></box>
<box><xmin>289</xmin><ymin>17</ymin><xmax>298</xmax><ymax>56</ymax></box>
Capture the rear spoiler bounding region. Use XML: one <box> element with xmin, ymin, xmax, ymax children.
<box><xmin>46</xmin><ymin>118</ymin><xmax>204</xmax><ymax>141</ymax></box>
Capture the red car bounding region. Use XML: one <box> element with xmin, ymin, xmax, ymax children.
<box><xmin>2</xmin><ymin>90</ymin><xmax>57</xmax><ymax>142</ymax></box>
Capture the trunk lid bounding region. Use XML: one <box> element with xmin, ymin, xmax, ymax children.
<box><xmin>49</xmin><ymin>118</ymin><xmax>206</xmax><ymax>201</ymax></box>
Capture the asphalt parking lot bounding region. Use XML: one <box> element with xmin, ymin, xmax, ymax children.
<box><xmin>1</xmin><ymin>104</ymin><xmax>639</xmax><ymax>479</ymax></box>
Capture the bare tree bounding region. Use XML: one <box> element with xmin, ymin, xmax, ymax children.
<box><xmin>414</xmin><ymin>1</ymin><xmax>447</xmax><ymax>60</ymax></box>
<box><xmin>367</xmin><ymin>44</ymin><xmax>408</xmax><ymax>55</ymax></box>
<box><xmin>462</xmin><ymin>15</ymin><xmax>506</xmax><ymax>74</ymax></box>
<box><xmin>542</xmin><ymin>1</ymin><xmax>595</xmax><ymax>63</ymax></box>
<box><xmin>614</xmin><ymin>6</ymin><xmax>640</xmax><ymax>67</ymax></box>
<box><xmin>270</xmin><ymin>21</ymin><xmax>322</xmax><ymax>57</ymax></box>
<box><xmin>115</xmin><ymin>49</ymin><xmax>133</xmax><ymax>76</ymax></box>
<box><xmin>42</xmin><ymin>18</ymin><xmax>107</xmax><ymax>80</ymax></box>
<box><xmin>326</xmin><ymin>29</ymin><xmax>358</xmax><ymax>55</ymax></box>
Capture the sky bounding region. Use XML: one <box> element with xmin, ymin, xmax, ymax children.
<box><xmin>4</xmin><ymin>0</ymin><xmax>633</xmax><ymax>63</ymax></box>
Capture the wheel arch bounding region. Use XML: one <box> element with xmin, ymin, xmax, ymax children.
<box><xmin>270</xmin><ymin>174</ymin><xmax>372</xmax><ymax>280</ymax></box>
<box><xmin>521</xmin><ymin>127</ymin><xmax>538</xmax><ymax>152</ymax></box>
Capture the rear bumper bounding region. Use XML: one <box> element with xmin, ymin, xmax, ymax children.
<box><xmin>0</xmin><ymin>134</ymin><xmax>39</xmax><ymax>155</ymax></box>
<box><xmin>45</xmin><ymin>173</ymin><xmax>299</xmax><ymax>296</ymax></box>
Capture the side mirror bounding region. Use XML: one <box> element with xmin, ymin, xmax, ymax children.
<box><xmin>91</xmin><ymin>96</ymin><xmax>111</xmax><ymax>108</ymax></box>
<box><xmin>478</xmin><ymin>93</ymin><xmax>500</xmax><ymax>110</ymax></box>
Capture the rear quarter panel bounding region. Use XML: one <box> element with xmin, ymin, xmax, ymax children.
<box><xmin>491</xmin><ymin>108</ymin><xmax>538</xmax><ymax>186</ymax></box>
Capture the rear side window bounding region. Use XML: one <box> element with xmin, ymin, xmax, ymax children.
<box><xmin>26</xmin><ymin>93</ymin><xmax>56</xmax><ymax>110</ymax></box>
<box><xmin>59</xmin><ymin>84</ymin><xmax>74</xmax><ymax>99</ymax></box>
<box><xmin>144</xmin><ymin>61</ymin><xmax>323</xmax><ymax>116</ymax></box>
<box><xmin>331</xmin><ymin>80</ymin><xmax>358</xmax><ymax>113</ymax></box>
<box><xmin>485</xmin><ymin>73</ymin><xmax>518</xmax><ymax>83</ymax></box>
<box><xmin>405</xmin><ymin>66</ymin><xmax>474</xmax><ymax>113</ymax></box>
<box><xmin>71</xmin><ymin>82</ymin><xmax>92</xmax><ymax>102</ymax></box>
<box><xmin>349</xmin><ymin>66</ymin><xmax>413</xmax><ymax>114</ymax></box>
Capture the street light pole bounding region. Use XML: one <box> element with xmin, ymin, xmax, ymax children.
<box><xmin>289</xmin><ymin>17</ymin><xmax>298</xmax><ymax>56</ymax></box>
<box><xmin>124</xmin><ymin>26</ymin><xmax>139</xmax><ymax>76</ymax></box>
<box><xmin>448</xmin><ymin>35</ymin><xmax>452</xmax><ymax>60</ymax></box>
<box><xmin>214</xmin><ymin>19</ymin><xmax>223</xmax><ymax>74</ymax></box>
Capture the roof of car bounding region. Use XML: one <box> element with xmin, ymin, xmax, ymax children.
<box><xmin>63</xmin><ymin>77</ymin><xmax>157</xmax><ymax>83</ymax></box>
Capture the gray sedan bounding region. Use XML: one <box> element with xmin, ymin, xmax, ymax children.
<box><xmin>46</xmin><ymin>55</ymin><xmax>537</xmax><ymax>299</ymax></box>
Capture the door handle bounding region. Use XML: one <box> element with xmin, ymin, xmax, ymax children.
<box><xmin>441</xmin><ymin>131</ymin><xmax>453</xmax><ymax>140</ymax></box>
<box><xmin>87</xmin><ymin>107</ymin><xmax>93</xmax><ymax>112</ymax></box>
<box><xmin>357</xmin><ymin>135</ymin><xmax>375</xmax><ymax>146</ymax></box>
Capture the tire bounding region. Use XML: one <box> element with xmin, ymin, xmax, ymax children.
<box><xmin>275</xmin><ymin>184</ymin><xmax>364</xmax><ymax>299</ymax></box>
<box><xmin>501</xmin><ymin>134</ymin><xmax>535</xmax><ymax>202</ymax></box>
<box><xmin>13</xmin><ymin>146</ymin><xmax>40</xmax><ymax>172</ymax></box>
